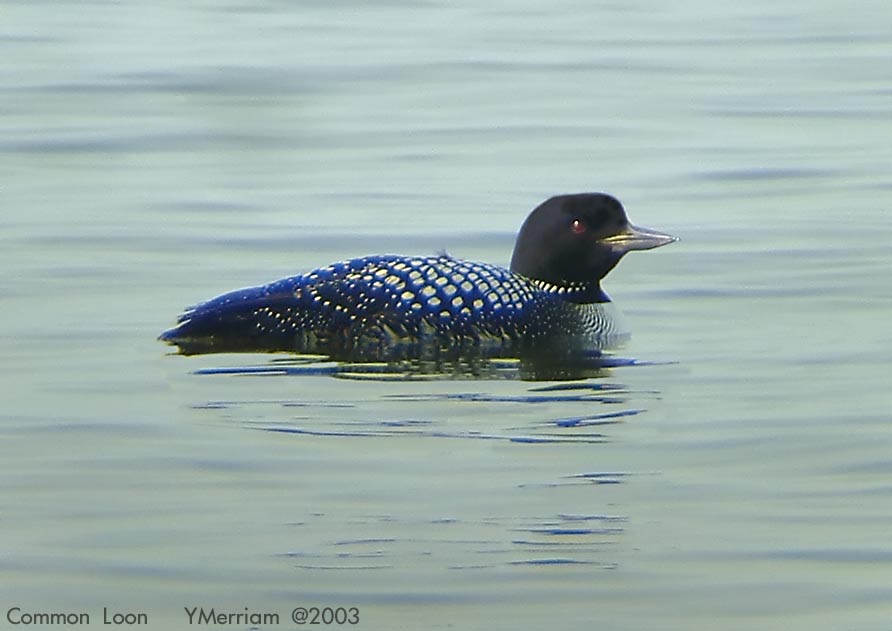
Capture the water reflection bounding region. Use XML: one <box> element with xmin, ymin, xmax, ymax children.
<box><xmin>187</xmin><ymin>347</ymin><xmax>663</xmax><ymax>382</ymax></box>
<box><xmin>276</xmin><ymin>513</ymin><xmax>625</xmax><ymax>571</ymax></box>
<box><xmin>166</xmin><ymin>294</ymin><xmax>669</xmax><ymax>572</ymax></box>
<box><xmin>187</xmin><ymin>363</ymin><xmax>658</xmax><ymax>445</ymax></box>
<box><xmin>179</xmin><ymin>373</ymin><xmax>651</xmax><ymax>569</ymax></box>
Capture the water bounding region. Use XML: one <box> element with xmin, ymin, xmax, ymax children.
<box><xmin>4</xmin><ymin>1</ymin><xmax>892</xmax><ymax>629</ymax></box>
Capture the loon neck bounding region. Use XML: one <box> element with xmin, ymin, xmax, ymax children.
<box><xmin>527</xmin><ymin>278</ymin><xmax>610</xmax><ymax>304</ymax></box>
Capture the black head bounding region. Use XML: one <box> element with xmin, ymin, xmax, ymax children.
<box><xmin>509</xmin><ymin>193</ymin><xmax>676</xmax><ymax>299</ymax></box>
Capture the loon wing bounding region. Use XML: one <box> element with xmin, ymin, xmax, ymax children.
<box><xmin>159</xmin><ymin>256</ymin><xmax>417</xmax><ymax>356</ymax></box>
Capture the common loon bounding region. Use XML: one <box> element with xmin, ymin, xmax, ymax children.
<box><xmin>159</xmin><ymin>193</ymin><xmax>676</xmax><ymax>360</ymax></box>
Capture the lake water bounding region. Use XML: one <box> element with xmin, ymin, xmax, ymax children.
<box><xmin>4</xmin><ymin>1</ymin><xmax>892</xmax><ymax>629</ymax></box>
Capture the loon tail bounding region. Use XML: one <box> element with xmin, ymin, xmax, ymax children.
<box><xmin>158</xmin><ymin>283</ymin><xmax>303</xmax><ymax>355</ymax></box>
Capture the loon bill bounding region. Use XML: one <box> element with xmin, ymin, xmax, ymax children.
<box><xmin>159</xmin><ymin>193</ymin><xmax>676</xmax><ymax>360</ymax></box>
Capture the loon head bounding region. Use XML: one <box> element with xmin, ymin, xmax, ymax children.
<box><xmin>509</xmin><ymin>193</ymin><xmax>676</xmax><ymax>297</ymax></box>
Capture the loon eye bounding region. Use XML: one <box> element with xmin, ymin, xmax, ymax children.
<box><xmin>570</xmin><ymin>219</ymin><xmax>586</xmax><ymax>234</ymax></box>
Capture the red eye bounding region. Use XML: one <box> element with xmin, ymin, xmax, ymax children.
<box><xmin>571</xmin><ymin>219</ymin><xmax>586</xmax><ymax>234</ymax></box>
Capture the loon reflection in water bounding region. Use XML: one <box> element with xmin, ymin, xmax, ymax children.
<box><xmin>159</xmin><ymin>193</ymin><xmax>676</xmax><ymax>372</ymax></box>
